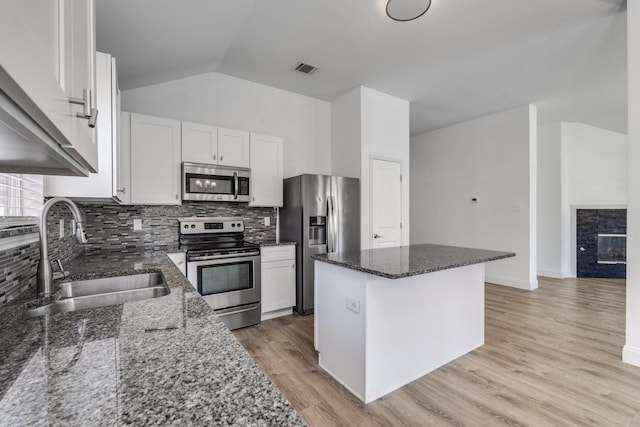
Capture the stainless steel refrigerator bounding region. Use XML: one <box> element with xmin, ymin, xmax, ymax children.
<box><xmin>281</xmin><ymin>175</ymin><xmax>360</xmax><ymax>315</ymax></box>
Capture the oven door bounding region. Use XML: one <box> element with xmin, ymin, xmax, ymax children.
<box><xmin>187</xmin><ymin>253</ymin><xmax>261</xmax><ymax>310</ymax></box>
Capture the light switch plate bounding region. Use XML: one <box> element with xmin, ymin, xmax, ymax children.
<box><xmin>133</xmin><ymin>219</ymin><xmax>142</xmax><ymax>231</ymax></box>
<box><xmin>59</xmin><ymin>220</ymin><xmax>64</xmax><ymax>239</ymax></box>
<box><xmin>264</xmin><ymin>217</ymin><xmax>271</xmax><ymax>226</ymax></box>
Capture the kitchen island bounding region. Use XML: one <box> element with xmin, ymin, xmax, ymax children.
<box><xmin>312</xmin><ymin>243</ymin><xmax>514</xmax><ymax>404</ymax></box>
<box><xmin>0</xmin><ymin>249</ymin><xmax>305</xmax><ymax>426</ymax></box>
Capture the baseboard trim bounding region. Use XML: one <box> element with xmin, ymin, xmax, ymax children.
<box><xmin>623</xmin><ymin>345</ymin><xmax>640</xmax><ymax>367</ymax></box>
<box><xmin>485</xmin><ymin>275</ymin><xmax>538</xmax><ymax>290</ymax></box>
<box><xmin>537</xmin><ymin>269</ymin><xmax>563</xmax><ymax>279</ymax></box>
<box><xmin>261</xmin><ymin>307</ymin><xmax>293</xmax><ymax>321</ymax></box>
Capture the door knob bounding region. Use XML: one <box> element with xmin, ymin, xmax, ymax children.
<box><xmin>373</xmin><ymin>233</ymin><xmax>384</xmax><ymax>239</ymax></box>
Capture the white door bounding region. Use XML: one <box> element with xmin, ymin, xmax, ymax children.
<box><xmin>371</xmin><ymin>158</ymin><xmax>402</xmax><ymax>248</ymax></box>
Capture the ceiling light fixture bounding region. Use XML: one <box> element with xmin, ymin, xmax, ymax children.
<box><xmin>385</xmin><ymin>0</ymin><xmax>431</xmax><ymax>22</ymax></box>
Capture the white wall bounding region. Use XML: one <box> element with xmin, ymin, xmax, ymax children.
<box><xmin>560</xmin><ymin>122</ymin><xmax>628</xmax><ymax>277</ymax></box>
<box><xmin>624</xmin><ymin>1</ymin><xmax>640</xmax><ymax>367</ymax></box>
<box><xmin>122</xmin><ymin>71</ymin><xmax>331</xmax><ymax>177</ymax></box>
<box><xmin>537</xmin><ymin>121</ymin><xmax>562</xmax><ymax>277</ymax></box>
<box><xmin>360</xmin><ymin>87</ymin><xmax>411</xmax><ymax>250</ymax></box>
<box><xmin>330</xmin><ymin>86</ymin><xmax>411</xmax><ymax>250</ymax></box>
<box><xmin>411</xmin><ymin>105</ymin><xmax>538</xmax><ymax>290</ymax></box>
<box><xmin>330</xmin><ymin>87</ymin><xmax>361</xmax><ymax>178</ymax></box>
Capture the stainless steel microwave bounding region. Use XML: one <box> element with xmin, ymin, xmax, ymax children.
<box><xmin>182</xmin><ymin>163</ymin><xmax>251</xmax><ymax>202</ymax></box>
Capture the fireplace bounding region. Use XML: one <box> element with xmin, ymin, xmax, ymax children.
<box><xmin>576</xmin><ymin>209</ymin><xmax>626</xmax><ymax>279</ymax></box>
<box><xmin>597</xmin><ymin>234</ymin><xmax>626</xmax><ymax>264</ymax></box>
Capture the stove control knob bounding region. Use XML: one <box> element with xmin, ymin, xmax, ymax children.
<box><xmin>183</xmin><ymin>224</ymin><xmax>189</xmax><ymax>229</ymax></box>
<box><xmin>236</xmin><ymin>223</ymin><xmax>241</xmax><ymax>227</ymax></box>
<box><xmin>231</xmin><ymin>223</ymin><xmax>236</xmax><ymax>227</ymax></box>
<box><xmin>191</xmin><ymin>224</ymin><xmax>196</xmax><ymax>229</ymax></box>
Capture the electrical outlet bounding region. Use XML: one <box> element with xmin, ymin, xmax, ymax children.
<box><xmin>133</xmin><ymin>218</ymin><xmax>142</xmax><ymax>231</ymax></box>
<box><xmin>59</xmin><ymin>220</ymin><xmax>64</xmax><ymax>239</ymax></box>
<box><xmin>345</xmin><ymin>296</ymin><xmax>360</xmax><ymax>314</ymax></box>
<box><xmin>264</xmin><ymin>217</ymin><xmax>270</xmax><ymax>226</ymax></box>
<box><xmin>134</xmin><ymin>263</ymin><xmax>143</xmax><ymax>270</ymax></box>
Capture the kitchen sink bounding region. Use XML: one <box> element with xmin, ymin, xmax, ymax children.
<box><xmin>26</xmin><ymin>273</ymin><xmax>170</xmax><ymax>318</ymax></box>
<box><xmin>59</xmin><ymin>272</ymin><xmax>166</xmax><ymax>298</ymax></box>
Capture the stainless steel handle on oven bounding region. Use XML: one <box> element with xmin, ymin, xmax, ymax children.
<box><xmin>216</xmin><ymin>305</ymin><xmax>259</xmax><ymax>317</ymax></box>
<box><xmin>188</xmin><ymin>251</ymin><xmax>260</xmax><ymax>261</ymax></box>
<box><xmin>233</xmin><ymin>171</ymin><xmax>239</xmax><ymax>200</ymax></box>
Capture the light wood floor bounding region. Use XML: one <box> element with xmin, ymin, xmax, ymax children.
<box><xmin>233</xmin><ymin>277</ymin><xmax>640</xmax><ymax>426</ymax></box>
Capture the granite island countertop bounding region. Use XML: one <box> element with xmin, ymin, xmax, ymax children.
<box><xmin>0</xmin><ymin>249</ymin><xmax>306</xmax><ymax>426</ymax></box>
<box><xmin>312</xmin><ymin>243</ymin><xmax>515</xmax><ymax>279</ymax></box>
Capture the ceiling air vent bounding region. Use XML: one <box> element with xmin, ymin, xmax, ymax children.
<box><xmin>292</xmin><ymin>62</ymin><xmax>320</xmax><ymax>75</ymax></box>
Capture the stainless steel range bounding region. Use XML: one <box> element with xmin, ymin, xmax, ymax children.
<box><xmin>179</xmin><ymin>217</ymin><xmax>261</xmax><ymax>330</ymax></box>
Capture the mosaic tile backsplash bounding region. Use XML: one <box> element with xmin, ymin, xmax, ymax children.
<box><xmin>81</xmin><ymin>202</ymin><xmax>277</xmax><ymax>251</ymax></box>
<box><xmin>0</xmin><ymin>201</ymin><xmax>277</xmax><ymax>304</ymax></box>
<box><xmin>0</xmin><ymin>225</ymin><xmax>39</xmax><ymax>304</ymax></box>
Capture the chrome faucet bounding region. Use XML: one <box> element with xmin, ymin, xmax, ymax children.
<box><xmin>37</xmin><ymin>197</ymin><xmax>87</xmax><ymax>296</ymax></box>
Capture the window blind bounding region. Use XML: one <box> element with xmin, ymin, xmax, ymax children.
<box><xmin>0</xmin><ymin>173</ymin><xmax>43</xmax><ymax>221</ymax></box>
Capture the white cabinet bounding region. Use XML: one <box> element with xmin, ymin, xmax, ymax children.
<box><xmin>44</xmin><ymin>52</ymin><xmax>120</xmax><ymax>200</ymax></box>
<box><xmin>181</xmin><ymin>122</ymin><xmax>217</xmax><ymax>164</ymax></box>
<box><xmin>218</xmin><ymin>128</ymin><xmax>250</xmax><ymax>168</ymax></box>
<box><xmin>261</xmin><ymin>245</ymin><xmax>296</xmax><ymax>320</ymax></box>
<box><xmin>167</xmin><ymin>252</ymin><xmax>186</xmax><ymax>276</ymax></box>
<box><xmin>129</xmin><ymin>113</ymin><xmax>181</xmax><ymax>205</ymax></box>
<box><xmin>249</xmin><ymin>133</ymin><xmax>283</xmax><ymax>207</ymax></box>
<box><xmin>0</xmin><ymin>0</ymin><xmax>98</xmax><ymax>174</ymax></box>
<box><xmin>182</xmin><ymin>124</ymin><xmax>250</xmax><ymax>168</ymax></box>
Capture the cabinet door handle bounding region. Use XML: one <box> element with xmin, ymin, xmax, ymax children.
<box><xmin>213</xmin><ymin>154</ymin><xmax>216</xmax><ymax>160</ymax></box>
<box><xmin>373</xmin><ymin>233</ymin><xmax>384</xmax><ymax>239</ymax></box>
<box><xmin>69</xmin><ymin>88</ymin><xmax>98</xmax><ymax>128</ymax></box>
<box><xmin>176</xmin><ymin>194</ymin><xmax>179</xmax><ymax>200</ymax></box>
<box><xmin>117</xmin><ymin>187</ymin><xmax>126</xmax><ymax>194</ymax></box>
<box><xmin>292</xmin><ymin>264</ymin><xmax>295</xmax><ymax>269</ymax></box>
<box><xmin>220</xmin><ymin>155</ymin><xmax>224</xmax><ymax>161</ymax></box>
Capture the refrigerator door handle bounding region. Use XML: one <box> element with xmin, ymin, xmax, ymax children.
<box><xmin>327</xmin><ymin>196</ymin><xmax>335</xmax><ymax>253</ymax></box>
<box><xmin>331</xmin><ymin>195</ymin><xmax>338</xmax><ymax>252</ymax></box>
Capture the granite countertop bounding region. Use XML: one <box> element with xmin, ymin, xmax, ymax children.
<box><xmin>0</xmin><ymin>249</ymin><xmax>305</xmax><ymax>426</ymax></box>
<box><xmin>312</xmin><ymin>243</ymin><xmax>515</xmax><ymax>279</ymax></box>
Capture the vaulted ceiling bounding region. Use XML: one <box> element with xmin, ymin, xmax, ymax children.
<box><xmin>96</xmin><ymin>0</ymin><xmax>627</xmax><ymax>136</ymax></box>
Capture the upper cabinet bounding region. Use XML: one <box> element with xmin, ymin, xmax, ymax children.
<box><xmin>45</xmin><ymin>52</ymin><xmax>120</xmax><ymax>200</ymax></box>
<box><xmin>182</xmin><ymin>121</ymin><xmax>217</xmax><ymax>164</ymax></box>
<box><xmin>218</xmin><ymin>128</ymin><xmax>250</xmax><ymax>168</ymax></box>
<box><xmin>182</xmin><ymin>123</ymin><xmax>250</xmax><ymax>168</ymax></box>
<box><xmin>0</xmin><ymin>0</ymin><xmax>98</xmax><ymax>175</ymax></box>
<box><xmin>129</xmin><ymin>113</ymin><xmax>182</xmax><ymax>205</ymax></box>
<box><xmin>249</xmin><ymin>133</ymin><xmax>283</xmax><ymax>207</ymax></box>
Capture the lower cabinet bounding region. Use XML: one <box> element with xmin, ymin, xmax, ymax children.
<box><xmin>261</xmin><ymin>245</ymin><xmax>296</xmax><ymax>320</ymax></box>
